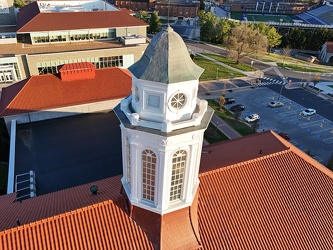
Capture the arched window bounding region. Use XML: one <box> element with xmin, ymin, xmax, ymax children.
<box><xmin>142</xmin><ymin>149</ymin><xmax>156</xmax><ymax>202</ymax></box>
<box><xmin>170</xmin><ymin>150</ymin><xmax>186</xmax><ymax>201</ymax></box>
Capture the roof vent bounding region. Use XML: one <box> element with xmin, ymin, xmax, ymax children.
<box><xmin>90</xmin><ymin>185</ymin><xmax>98</xmax><ymax>195</ymax></box>
<box><xmin>59</xmin><ymin>62</ymin><xmax>96</xmax><ymax>81</ymax></box>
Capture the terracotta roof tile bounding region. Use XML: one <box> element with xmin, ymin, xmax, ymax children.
<box><xmin>198</xmin><ymin>133</ymin><xmax>333</xmax><ymax>249</ymax></box>
<box><xmin>1</xmin><ymin>132</ymin><xmax>333</xmax><ymax>249</ymax></box>
<box><xmin>200</xmin><ymin>130</ymin><xmax>289</xmax><ymax>173</ymax></box>
<box><xmin>0</xmin><ymin>67</ymin><xmax>132</xmax><ymax>116</ymax></box>
<box><xmin>16</xmin><ymin>2</ymin><xmax>148</xmax><ymax>33</ymax></box>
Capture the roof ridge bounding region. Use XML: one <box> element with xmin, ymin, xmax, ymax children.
<box><xmin>199</xmin><ymin>148</ymin><xmax>291</xmax><ymax>177</ymax></box>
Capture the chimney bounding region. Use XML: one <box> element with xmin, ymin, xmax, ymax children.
<box><xmin>59</xmin><ymin>62</ymin><xmax>96</xmax><ymax>81</ymax></box>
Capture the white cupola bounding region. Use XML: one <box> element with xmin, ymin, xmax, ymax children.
<box><xmin>114</xmin><ymin>26</ymin><xmax>213</xmax><ymax>215</ymax></box>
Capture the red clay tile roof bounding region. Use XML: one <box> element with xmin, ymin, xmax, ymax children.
<box><xmin>198</xmin><ymin>131</ymin><xmax>333</xmax><ymax>249</ymax></box>
<box><xmin>131</xmin><ymin>199</ymin><xmax>202</xmax><ymax>249</ymax></box>
<box><xmin>0</xmin><ymin>67</ymin><xmax>132</xmax><ymax>116</ymax></box>
<box><xmin>16</xmin><ymin>2</ymin><xmax>148</xmax><ymax>33</ymax></box>
<box><xmin>200</xmin><ymin>131</ymin><xmax>289</xmax><ymax>173</ymax></box>
<box><xmin>0</xmin><ymin>176</ymin><xmax>154</xmax><ymax>249</ymax></box>
<box><xmin>1</xmin><ymin>131</ymin><xmax>333</xmax><ymax>249</ymax></box>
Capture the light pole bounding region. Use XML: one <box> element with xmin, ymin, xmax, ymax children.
<box><xmin>278</xmin><ymin>77</ymin><xmax>287</xmax><ymax>101</ymax></box>
<box><xmin>216</xmin><ymin>68</ymin><xmax>219</xmax><ymax>79</ymax></box>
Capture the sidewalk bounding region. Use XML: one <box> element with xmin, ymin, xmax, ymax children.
<box><xmin>211</xmin><ymin>113</ymin><xmax>241</xmax><ymax>140</ymax></box>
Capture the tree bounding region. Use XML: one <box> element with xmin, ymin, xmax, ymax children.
<box><xmin>282</xmin><ymin>46</ymin><xmax>292</xmax><ymax>68</ymax></box>
<box><xmin>312</xmin><ymin>73</ymin><xmax>321</xmax><ymax>87</ymax></box>
<box><xmin>266</xmin><ymin>27</ymin><xmax>282</xmax><ymax>53</ymax></box>
<box><xmin>136</xmin><ymin>10</ymin><xmax>149</xmax><ymax>23</ymax></box>
<box><xmin>219</xmin><ymin>96</ymin><xmax>226</xmax><ymax>110</ymax></box>
<box><xmin>199</xmin><ymin>12</ymin><xmax>219</xmax><ymax>43</ymax></box>
<box><xmin>226</xmin><ymin>24</ymin><xmax>268</xmax><ymax>64</ymax></box>
<box><xmin>13</xmin><ymin>0</ymin><xmax>26</xmax><ymax>8</ymax></box>
<box><xmin>148</xmin><ymin>11</ymin><xmax>161</xmax><ymax>34</ymax></box>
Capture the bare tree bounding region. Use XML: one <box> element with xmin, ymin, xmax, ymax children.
<box><xmin>219</xmin><ymin>96</ymin><xmax>226</xmax><ymax>110</ymax></box>
<box><xmin>312</xmin><ymin>73</ymin><xmax>321</xmax><ymax>87</ymax></box>
<box><xmin>226</xmin><ymin>24</ymin><xmax>268</xmax><ymax>64</ymax></box>
<box><xmin>282</xmin><ymin>46</ymin><xmax>292</xmax><ymax>68</ymax></box>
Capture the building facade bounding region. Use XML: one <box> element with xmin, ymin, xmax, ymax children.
<box><xmin>0</xmin><ymin>0</ymin><xmax>149</xmax><ymax>83</ymax></box>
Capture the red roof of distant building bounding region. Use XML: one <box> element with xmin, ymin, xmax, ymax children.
<box><xmin>1</xmin><ymin>131</ymin><xmax>333</xmax><ymax>249</ymax></box>
<box><xmin>16</xmin><ymin>2</ymin><xmax>148</xmax><ymax>33</ymax></box>
<box><xmin>0</xmin><ymin>66</ymin><xmax>132</xmax><ymax>116</ymax></box>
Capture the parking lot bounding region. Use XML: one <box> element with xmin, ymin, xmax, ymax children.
<box><xmin>224</xmin><ymin>87</ymin><xmax>333</xmax><ymax>165</ymax></box>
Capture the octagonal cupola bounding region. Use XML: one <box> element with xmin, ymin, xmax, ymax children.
<box><xmin>122</xmin><ymin>26</ymin><xmax>205</xmax><ymax>132</ymax></box>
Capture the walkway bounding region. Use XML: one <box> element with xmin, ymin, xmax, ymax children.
<box><xmin>211</xmin><ymin>113</ymin><xmax>242</xmax><ymax>139</ymax></box>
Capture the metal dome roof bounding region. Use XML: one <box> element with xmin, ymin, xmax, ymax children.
<box><xmin>128</xmin><ymin>26</ymin><xmax>204</xmax><ymax>84</ymax></box>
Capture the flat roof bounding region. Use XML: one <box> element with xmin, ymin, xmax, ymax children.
<box><xmin>14</xmin><ymin>112</ymin><xmax>123</xmax><ymax>195</ymax></box>
<box><xmin>0</xmin><ymin>39</ymin><xmax>135</xmax><ymax>57</ymax></box>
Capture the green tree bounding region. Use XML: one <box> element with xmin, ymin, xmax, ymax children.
<box><xmin>136</xmin><ymin>10</ymin><xmax>149</xmax><ymax>23</ymax></box>
<box><xmin>13</xmin><ymin>0</ymin><xmax>26</xmax><ymax>8</ymax></box>
<box><xmin>266</xmin><ymin>27</ymin><xmax>282</xmax><ymax>53</ymax></box>
<box><xmin>199</xmin><ymin>0</ymin><xmax>205</xmax><ymax>10</ymax></box>
<box><xmin>215</xmin><ymin>18</ymin><xmax>232</xmax><ymax>44</ymax></box>
<box><xmin>226</xmin><ymin>24</ymin><xmax>268</xmax><ymax>64</ymax></box>
<box><xmin>199</xmin><ymin>12</ymin><xmax>218</xmax><ymax>42</ymax></box>
<box><xmin>287</xmin><ymin>28</ymin><xmax>306</xmax><ymax>50</ymax></box>
<box><xmin>148</xmin><ymin>11</ymin><xmax>161</xmax><ymax>34</ymax></box>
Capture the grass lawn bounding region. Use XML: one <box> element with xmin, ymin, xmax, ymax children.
<box><xmin>245</xmin><ymin>14</ymin><xmax>293</xmax><ymax>23</ymax></box>
<box><xmin>194</xmin><ymin>55</ymin><xmax>245</xmax><ymax>81</ymax></box>
<box><xmin>276</xmin><ymin>63</ymin><xmax>328</xmax><ymax>73</ymax></box>
<box><xmin>204</xmin><ymin>123</ymin><xmax>229</xmax><ymax>143</ymax></box>
<box><xmin>203</xmin><ymin>53</ymin><xmax>256</xmax><ymax>72</ymax></box>
<box><xmin>207</xmin><ymin>99</ymin><xmax>254</xmax><ymax>136</ymax></box>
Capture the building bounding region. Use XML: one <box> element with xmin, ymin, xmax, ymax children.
<box><xmin>0</xmin><ymin>62</ymin><xmax>132</xmax><ymax>127</ymax></box>
<box><xmin>0</xmin><ymin>0</ymin><xmax>149</xmax><ymax>83</ymax></box>
<box><xmin>318</xmin><ymin>41</ymin><xmax>333</xmax><ymax>63</ymax></box>
<box><xmin>221</xmin><ymin>0</ymin><xmax>308</xmax><ymax>15</ymax></box>
<box><xmin>115</xmin><ymin>0</ymin><xmax>200</xmax><ymax>18</ymax></box>
<box><xmin>154</xmin><ymin>0</ymin><xmax>199</xmax><ymax>18</ymax></box>
<box><xmin>1</xmin><ymin>26</ymin><xmax>333</xmax><ymax>249</ymax></box>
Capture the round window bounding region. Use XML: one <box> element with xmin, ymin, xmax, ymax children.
<box><xmin>170</xmin><ymin>93</ymin><xmax>186</xmax><ymax>110</ymax></box>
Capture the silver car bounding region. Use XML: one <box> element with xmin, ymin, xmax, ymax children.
<box><xmin>300</xmin><ymin>108</ymin><xmax>316</xmax><ymax>116</ymax></box>
<box><xmin>268</xmin><ymin>101</ymin><xmax>284</xmax><ymax>108</ymax></box>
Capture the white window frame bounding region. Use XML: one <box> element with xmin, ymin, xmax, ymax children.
<box><xmin>170</xmin><ymin>150</ymin><xmax>187</xmax><ymax>202</ymax></box>
<box><xmin>142</xmin><ymin>149</ymin><xmax>157</xmax><ymax>203</ymax></box>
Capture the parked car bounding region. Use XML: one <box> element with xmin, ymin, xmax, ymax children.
<box><xmin>268</xmin><ymin>101</ymin><xmax>284</xmax><ymax>108</ymax></box>
<box><xmin>224</xmin><ymin>97</ymin><xmax>235</xmax><ymax>105</ymax></box>
<box><xmin>230</xmin><ymin>104</ymin><xmax>245</xmax><ymax>112</ymax></box>
<box><xmin>278</xmin><ymin>132</ymin><xmax>290</xmax><ymax>141</ymax></box>
<box><xmin>245</xmin><ymin>113</ymin><xmax>260</xmax><ymax>123</ymax></box>
<box><xmin>300</xmin><ymin>108</ymin><xmax>316</xmax><ymax>116</ymax></box>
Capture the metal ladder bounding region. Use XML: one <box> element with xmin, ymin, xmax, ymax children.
<box><xmin>15</xmin><ymin>171</ymin><xmax>36</xmax><ymax>201</ymax></box>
